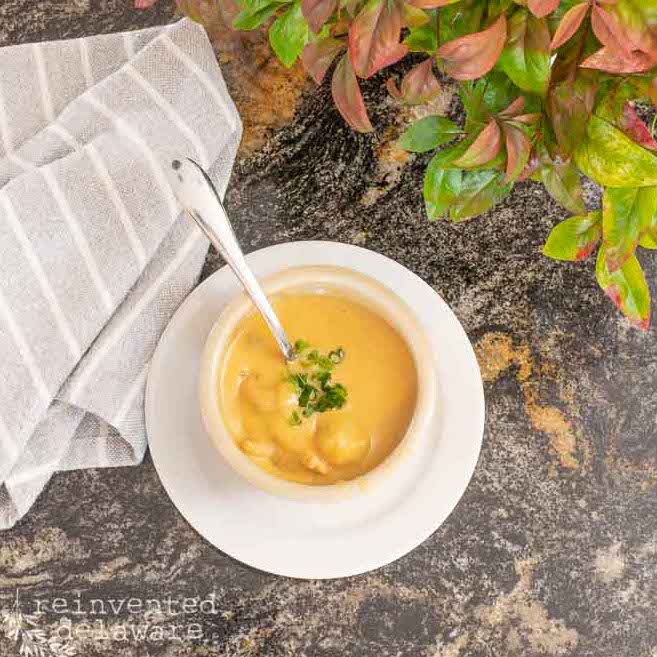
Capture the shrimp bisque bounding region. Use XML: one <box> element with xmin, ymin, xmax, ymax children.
<box><xmin>218</xmin><ymin>293</ymin><xmax>418</xmax><ymax>485</ymax></box>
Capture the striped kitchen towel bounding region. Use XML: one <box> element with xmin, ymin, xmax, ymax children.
<box><xmin>0</xmin><ymin>19</ymin><xmax>242</xmax><ymax>528</ymax></box>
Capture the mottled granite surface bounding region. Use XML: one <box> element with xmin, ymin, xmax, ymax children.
<box><xmin>1</xmin><ymin>2</ymin><xmax>657</xmax><ymax>657</ymax></box>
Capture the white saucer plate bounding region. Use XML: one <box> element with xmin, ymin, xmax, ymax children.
<box><xmin>146</xmin><ymin>241</ymin><xmax>485</xmax><ymax>579</ymax></box>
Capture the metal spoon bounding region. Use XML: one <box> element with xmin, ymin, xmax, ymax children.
<box><xmin>168</xmin><ymin>157</ymin><xmax>295</xmax><ymax>362</ymax></box>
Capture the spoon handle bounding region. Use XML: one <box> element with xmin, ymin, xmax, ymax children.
<box><xmin>169</xmin><ymin>158</ymin><xmax>296</xmax><ymax>362</ymax></box>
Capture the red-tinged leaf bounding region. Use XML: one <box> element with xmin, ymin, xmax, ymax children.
<box><xmin>503</xmin><ymin>124</ymin><xmax>531</xmax><ymax>182</ymax></box>
<box><xmin>406</xmin><ymin>0</ymin><xmax>461</xmax><ymax>7</ymax></box>
<box><xmin>386</xmin><ymin>78</ymin><xmax>404</xmax><ymax>100</ymax></box>
<box><xmin>331</xmin><ymin>54</ymin><xmax>374</xmax><ymax>133</ymax></box>
<box><xmin>512</xmin><ymin>113</ymin><xmax>542</xmax><ymax>125</ymax></box>
<box><xmin>620</xmin><ymin>103</ymin><xmax>657</xmax><ymax>152</ymax></box>
<box><xmin>498</xmin><ymin>100</ymin><xmax>540</xmax><ymax>127</ymax></box>
<box><xmin>349</xmin><ymin>0</ymin><xmax>408</xmax><ymax>79</ymax></box>
<box><xmin>135</xmin><ymin>0</ymin><xmax>159</xmax><ymax>7</ymax></box>
<box><xmin>542</xmin><ymin>211</ymin><xmax>602</xmax><ymax>261</ymax></box>
<box><xmin>437</xmin><ymin>14</ymin><xmax>507</xmax><ymax>81</ymax></box>
<box><xmin>518</xmin><ymin>154</ymin><xmax>540</xmax><ymax>181</ymax></box>
<box><xmin>387</xmin><ymin>58</ymin><xmax>441</xmax><ymax>104</ymax></box>
<box><xmin>550</xmin><ymin>2</ymin><xmax>589</xmax><ymax>51</ymax></box>
<box><xmin>590</xmin><ymin>4</ymin><xmax>632</xmax><ymax>57</ymax></box>
<box><xmin>613</xmin><ymin>6</ymin><xmax>657</xmax><ymax>58</ymax></box>
<box><xmin>580</xmin><ymin>46</ymin><xmax>655</xmax><ymax>73</ymax></box>
<box><xmin>547</xmin><ymin>80</ymin><xmax>595</xmax><ymax>157</ymax></box>
<box><xmin>499</xmin><ymin>97</ymin><xmax>525</xmax><ymax>118</ymax></box>
<box><xmin>577</xmin><ymin>238</ymin><xmax>601</xmax><ymax>260</ymax></box>
<box><xmin>302</xmin><ymin>37</ymin><xmax>344</xmax><ymax>83</ymax></box>
<box><xmin>596</xmin><ymin>247</ymin><xmax>651</xmax><ymax>330</ymax></box>
<box><xmin>302</xmin><ymin>0</ymin><xmax>338</xmax><ymax>33</ymax></box>
<box><xmin>528</xmin><ymin>0</ymin><xmax>558</xmax><ymax>18</ymax></box>
<box><xmin>453</xmin><ymin>119</ymin><xmax>502</xmax><ymax>168</ymax></box>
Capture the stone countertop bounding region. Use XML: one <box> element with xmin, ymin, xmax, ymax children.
<box><xmin>1</xmin><ymin>2</ymin><xmax>657</xmax><ymax>657</ymax></box>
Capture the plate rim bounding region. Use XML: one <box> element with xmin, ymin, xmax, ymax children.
<box><xmin>146</xmin><ymin>240</ymin><xmax>485</xmax><ymax>579</ymax></box>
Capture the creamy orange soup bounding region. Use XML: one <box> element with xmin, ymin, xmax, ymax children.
<box><xmin>218</xmin><ymin>293</ymin><xmax>417</xmax><ymax>484</ymax></box>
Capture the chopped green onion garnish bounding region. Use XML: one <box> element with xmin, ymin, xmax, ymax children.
<box><xmin>287</xmin><ymin>340</ymin><xmax>348</xmax><ymax>422</ymax></box>
<box><xmin>293</xmin><ymin>339</ymin><xmax>310</xmax><ymax>354</ymax></box>
<box><xmin>329</xmin><ymin>348</ymin><xmax>345</xmax><ymax>364</ymax></box>
<box><xmin>289</xmin><ymin>411</ymin><xmax>302</xmax><ymax>426</ymax></box>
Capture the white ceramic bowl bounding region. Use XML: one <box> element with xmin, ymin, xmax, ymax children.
<box><xmin>199</xmin><ymin>265</ymin><xmax>437</xmax><ymax>502</ymax></box>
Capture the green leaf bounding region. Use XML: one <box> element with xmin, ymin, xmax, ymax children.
<box><xmin>424</xmin><ymin>156</ymin><xmax>462</xmax><ymax>219</ymax></box>
<box><xmin>439</xmin><ymin>0</ymin><xmax>484</xmax><ymax>43</ymax></box>
<box><xmin>234</xmin><ymin>0</ymin><xmax>285</xmax><ymax>29</ymax></box>
<box><xmin>639</xmin><ymin>197</ymin><xmax>657</xmax><ymax>248</ymax></box>
<box><xmin>404</xmin><ymin>8</ymin><xmax>438</xmax><ymax>52</ymax></box>
<box><xmin>269</xmin><ymin>1</ymin><xmax>310</xmax><ymax>67</ymax></box>
<box><xmin>488</xmin><ymin>0</ymin><xmax>513</xmax><ymax>16</ymax></box>
<box><xmin>640</xmin><ymin>232</ymin><xmax>657</xmax><ymax>249</ymax></box>
<box><xmin>448</xmin><ymin>170</ymin><xmax>513</xmax><ymax>221</ymax></box>
<box><xmin>497</xmin><ymin>9</ymin><xmax>551</xmax><ymax>97</ymax></box>
<box><xmin>542</xmin><ymin>211</ymin><xmax>601</xmax><ymax>261</ymax></box>
<box><xmin>603</xmin><ymin>187</ymin><xmax>657</xmax><ymax>270</ymax></box>
<box><xmin>538</xmin><ymin>158</ymin><xmax>587</xmax><ymax>215</ymax></box>
<box><xmin>575</xmin><ymin>115</ymin><xmax>657</xmax><ymax>188</ymax></box>
<box><xmin>459</xmin><ymin>82</ymin><xmax>487</xmax><ymax>128</ymax></box>
<box><xmin>398</xmin><ymin>116</ymin><xmax>461</xmax><ymax>152</ymax></box>
<box><xmin>635</xmin><ymin>187</ymin><xmax>657</xmax><ymax>235</ymax></box>
<box><xmin>596</xmin><ymin>246</ymin><xmax>651</xmax><ymax>330</ymax></box>
<box><xmin>460</xmin><ymin>73</ymin><xmax>519</xmax><ymax>130</ymax></box>
<box><xmin>400</xmin><ymin>2</ymin><xmax>429</xmax><ymax>28</ymax></box>
<box><xmin>427</xmin><ymin>139</ymin><xmax>470</xmax><ymax>166</ymax></box>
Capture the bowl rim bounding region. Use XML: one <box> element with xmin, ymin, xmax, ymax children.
<box><xmin>198</xmin><ymin>264</ymin><xmax>437</xmax><ymax>502</ymax></box>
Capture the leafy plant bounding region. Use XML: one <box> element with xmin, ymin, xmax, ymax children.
<box><xmin>139</xmin><ymin>0</ymin><xmax>657</xmax><ymax>330</ymax></box>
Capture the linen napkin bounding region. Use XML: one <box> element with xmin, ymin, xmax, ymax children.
<box><xmin>0</xmin><ymin>18</ymin><xmax>242</xmax><ymax>528</ymax></box>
